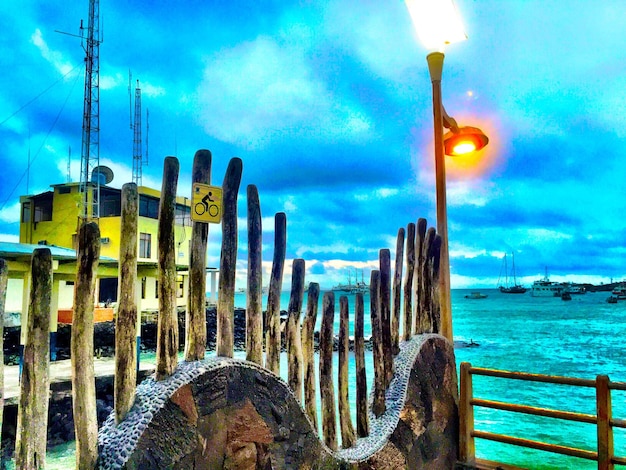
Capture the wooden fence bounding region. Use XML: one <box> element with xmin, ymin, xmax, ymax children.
<box><xmin>459</xmin><ymin>362</ymin><xmax>626</xmax><ymax>470</ymax></box>
<box><xmin>0</xmin><ymin>151</ymin><xmax>445</xmax><ymax>468</ymax></box>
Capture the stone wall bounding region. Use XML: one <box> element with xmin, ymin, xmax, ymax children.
<box><xmin>97</xmin><ymin>334</ymin><xmax>458</xmax><ymax>469</ymax></box>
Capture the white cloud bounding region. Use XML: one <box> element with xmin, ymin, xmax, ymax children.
<box><xmin>0</xmin><ymin>202</ymin><xmax>21</xmax><ymax>224</ymax></box>
<box><xmin>31</xmin><ymin>29</ymin><xmax>74</xmax><ymax>76</ymax></box>
<box><xmin>196</xmin><ymin>36</ymin><xmax>371</xmax><ymax>149</ymax></box>
<box><xmin>0</xmin><ymin>233</ymin><xmax>19</xmax><ymax>243</ymax></box>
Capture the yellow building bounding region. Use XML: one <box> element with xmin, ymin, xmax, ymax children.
<box><xmin>17</xmin><ymin>180</ymin><xmax>193</xmax><ymax>315</ymax></box>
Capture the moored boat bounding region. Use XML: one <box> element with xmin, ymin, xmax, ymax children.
<box><xmin>465</xmin><ymin>292</ymin><xmax>488</xmax><ymax>299</ymax></box>
<box><xmin>497</xmin><ymin>253</ymin><xmax>527</xmax><ymax>294</ymax></box>
<box><xmin>531</xmin><ymin>269</ymin><xmax>564</xmax><ymax>297</ymax></box>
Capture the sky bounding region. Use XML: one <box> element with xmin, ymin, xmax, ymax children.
<box><xmin>0</xmin><ymin>0</ymin><xmax>625</xmax><ymax>290</ymax></box>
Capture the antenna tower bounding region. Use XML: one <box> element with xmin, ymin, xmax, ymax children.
<box><xmin>129</xmin><ymin>74</ymin><xmax>148</xmax><ymax>186</ymax></box>
<box><xmin>78</xmin><ymin>0</ymin><xmax>101</xmax><ymax>220</ymax></box>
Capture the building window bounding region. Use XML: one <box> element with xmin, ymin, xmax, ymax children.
<box><xmin>155</xmin><ymin>280</ymin><xmax>159</xmax><ymax>299</ymax></box>
<box><xmin>175</xmin><ymin>203</ymin><xmax>191</xmax><ymax>226</ymax></box>
<box><xmin>141</xmin><ymin>277</ymin><xmax>146</xmax><ymax>299</ymax></box>
<box><xmin>33</xmin><ymin>194</ymin><xmax>53</xmax><ymax>222</ymax></box>
<box><xmin>177</xmin><ymin>275</ymin><xmax>184</xmax><ymax>298</ymax></box>
<box><xmin>100</xmin><ymin>189</ymin><xmax>121</xmax><ymax>217</ymax></box>
<box><xmin>139</xmin><ymin>232</ymin><xmax>151</xmax><ymax>258</ymax></box>
<box><xmin>21</xmin><ymin>202</ymin><xmax>31</xmax><ymax>223</ymax></box>
<box><xmin>57</xmin><ymin>186</ymin><xmax>71</xmax><ymax>194</ymax></box>
<box><xmin>139</xmin><ymin>195</ymin><xmax>159</xmax><ymax>219</ymax></box>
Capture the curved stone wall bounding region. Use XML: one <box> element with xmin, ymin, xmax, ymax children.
<box><xmin>97</xmin><ymin>334</ymin><xmax>458</xmax><ymax>469</ymax></box>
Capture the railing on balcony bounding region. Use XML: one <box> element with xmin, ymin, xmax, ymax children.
<box><xmin>459</xmin><ymin>362</ymin><xmax>626</xmax><ymax>470</ymax></box>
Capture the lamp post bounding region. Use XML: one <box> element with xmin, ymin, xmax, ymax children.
<box><xmin>405</xmin><ymin>0</ymin><xmax>489</xmax><ymax>343</ymax></box>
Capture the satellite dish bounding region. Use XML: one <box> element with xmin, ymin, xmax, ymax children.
<box><xmin>91</xmin><ymin>165</ymin><xmax>114</xmax><ymax>185</ymax></box>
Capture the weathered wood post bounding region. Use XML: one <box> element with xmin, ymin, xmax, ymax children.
<box><xmin>246</xmin><ymin>184</ymin><xmax>263</xmax><ymax>365</ymax></box>
<box><xmin>392</xmin><ymin>228</ymin><xmax>404</xmax><ymax>355</ymax></box>
<box><xmin>186</xmin><ymin>149</ymin><xmax>211</xmax><ymax>362</ymax></box>
<box><xmin>354</xmin><ymin>292</ymin><xmax>369</xmax><ymax>437</ymax></box>
<box><xmin>287</xmin><ymin>259</ymin><xmax>305</xmax><ymax>402</ymax></box>
<box><xmin>156</xmin><ymin>157</ymin><xmax>180</xmax><ymax>380</ymax></box>
<box><xmin>15</xmin><ymin>248</ymin><xmax>52</xmax><ymax>470</ymax></box>
<box><xmin>265</xmin><ymin>212</ymin><xmax>286</xmax><ymax>374</ymax></box>
<box><xmin>370</xmin><ymin>270</ymin><xmax>385</xmax><ymax>417</ymax></box>
<box><xmin>379</xmin><ymin>249</ymin><xmax>393</xmax><ymax>388</ymax></box>
<box><xmin>413</xmin><ymin>218</ymin><xmax>427</xmax><ymax>335</ymax></box>
<box><xmin>459</xmin><ymin>362</ymin><xmax>475</xmax><ymax>464</ymax></box>
<box><xmin>302</xmin><ymin>282</ymin><xmax>320</xmax><ymax>431</ymax></box>
<box><xmin>417</xmin><ymin>227</ymin><xmax>435</xmax><ymax>334</ymax></box>
<box><xmin>428</xmin><ymin>233</ymin><xmax>443</xmax><ymax>333</ymax></box>
<box><xmin>115</xmin><ymin>183</ymin><xmax>139</xmax><ymax>423</ymax></box>
<box><xmin>403</xmin><ymin>222</ymin><xmax>416</xmax><ymax>341</ymax></box>
<box><xmin>72</xmin><ymin>222</ymin><xmax>100</xmax><ymax>469</ymax></box>
<box><xmin>320</xmin><ymin>291</ymin><xmax>337</xmax><ymax>450</ymax></box>
<box><xmin>217</xmin><ymin>157</ymin><xmax>243</xmax><ymax>358</ymax></box>
<box><xmin>596</xmin><ymin>374</ymin><xmax>614</xmax><ymax>470</ymax></box>
<box><xmin>338</xmin><ymin>295</ymin><xmax>356</xmax><ymax>448</ymax></box>
<box><xmin>0</xmin><ymin>259</ymin><xmax>7</xmax><ymax>451</ymax></box>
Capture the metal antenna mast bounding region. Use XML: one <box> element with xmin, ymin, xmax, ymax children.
<box><xmin>129</xmin><ymin>73</ymin><xmax>148</xmax><ymax>186</ymax></box>
<box><xmin>78</xmin><ymin>0</ymin><xmax>101</xmax><ymax>220</ymax></box>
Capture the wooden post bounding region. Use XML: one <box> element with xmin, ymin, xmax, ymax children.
<box><xmin>413</xmin><ymin>218</ymin><xmax>427</xmax><ymax>335</ymax></box>
<box><xmin>354</xmin><ymin>292</ymin><xmax>369</xmax><ymax>437</ymax></box>
<box><xmin>429</xmin><ymin>234</ymin><xmax>443</xmax><ymax>334</ymax></box>
<box><xmin>186</xmin><ymin>149</ymin><xmax>211</xmax><ymax>362</ymax></box>
<box><xmin>265</xmin><ymin>212</ymin><xmax>286</xmax><ymax>374</ymax></box>
<box><xmin>459</xmin><ymin>362</ymin><xmax>475</xmax><ymax>464</ymax></box>
<box><xmin>320</xmin><ymin>291</ymin><xmax>337</xmax><ymax>450</ymax></box>
<box><xmin>391</xmin><ymin>228</ymin><xmax>404</xmax><ymax>355</ymax></box>
<box><xmin>338</xmin><ymin>295</ymin><xmax>356</xmax><ymax>448</ymax></box>
<box><xmin>302</xmin><ymin>282</ymin><xmax>320</xmax><ymax>430</ymax></box>
<box><xmin>286</xmin><ymin>259</ymin><xmax>305</xmax><ymax>402</ymax></box>
<box><xmin>596</xmin><ymin>375</ymin><xmax>614</xmax><ymax>470</ymax></box>
<box><xmin>246</xmin><ymin>184</ymin><xmax>263</xmax><ymax>365</ymax></box>
<box><xmin>156</xmin><ymin>156</ymin><xmax>180</xmax><ymax>380</ymax></box>
<box><xmin>15</xmin><ymin>248</ymin><xmax>52</xmax><ymax>470</ymax></box>
<box><xmin>71</xmin><ymin>222</ymin><xmax>100</xmax><ymax>469</ymax></box>
<box><xmin>0</xmin><ymin>259</ymin><xmax>7</xmax><ymax>452</ymax></box>
<box><xmin>370</xmin><ymin>270</ymin><xmax>385</xmax><ymax>417</ymax></box>
<box><xmin>115</xmin><ymin>184</ymin><xmax>139</xmax><ymax>423</ymax></box>
<box><xmin>217</xmin><ymin>157</ymin><xmax>243</xmax><ymax>358</ymax></box>
<box><xmin>418</xmin><ymin>227</ymin><xmax>436</xmax><ymax>334</ymax></box>
<box><xmin>403</xmin><ymin>222</ymin><xmax>416</xmax><ymax>341</ymax></box>
<box><xmin>379</xmin><ymin>249</ymin><xmax>393</xmax><ymax>388</ymax></box>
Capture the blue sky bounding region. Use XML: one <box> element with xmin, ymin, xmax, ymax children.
<box><xmin>1</xmin><ymin>0</ymin><xmax>625</xmax><ymax>289</ymax></box>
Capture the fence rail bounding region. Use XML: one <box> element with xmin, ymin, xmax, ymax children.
<box><xmin>459</xmin><ymin>362</ymin><xmax>626</xmax><ymax>470</ymax></box>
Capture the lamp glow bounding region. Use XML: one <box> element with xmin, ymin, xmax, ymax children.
<box><xmin>443</xmin><ymin>126</ymin><xmax>489</xmax><ymax>156</ymax></box>
<box><xmin>404</xmin><ymin>0</ymin><xmax>467</xmax><ymax>50</ymax></box>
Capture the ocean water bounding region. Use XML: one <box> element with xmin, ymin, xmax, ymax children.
<box><xmin>21</xmin><ymin>288</ymin><xmax>626</xmax><ymax>469</ymax></box>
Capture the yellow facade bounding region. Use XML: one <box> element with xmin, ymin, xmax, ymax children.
<box><xmin>18</xmin><ymin>182</ymin><xmax>193</xmax><ymax>312</ymax></box>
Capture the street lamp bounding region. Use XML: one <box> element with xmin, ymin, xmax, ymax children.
<box><xmin>405</xmin><ymin>0</ymin><xmax>489</xmax><ymax>343</ymax></box>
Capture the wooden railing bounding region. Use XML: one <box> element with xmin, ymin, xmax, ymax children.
<box><xmin>459</xmin><ymin>362</ymin><xmax>626</xmax><ymax>470</ymax></box>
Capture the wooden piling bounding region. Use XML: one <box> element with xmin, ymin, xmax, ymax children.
<box><xmin>0</xmin><ymin>259</ymin><xmax>7</xmax><ymax>451</ymax></box>
<box><xmin>217</xmin><ymin>157</ymin><xmax>243</xmax><ymax>358</ymax></box>
<box><xmin>246</xmin><ymin>185</ymin><xmax>263</xmax><ymax>365</ymax></box>
<box><xmin>370</xmin><ymin>270</ymin><xmax>386</xmax><ymax>417</ymax></box>
<box><xmin>302</xmin><ymin>282</ymin><xmax>320</xmax><ymax>431</ymax></box>
<box><xmin>379</xmin><ymin>249</ymin><xmax>393</xmax><ymax>388</ymax></box>
<box><xmin>15</xmin><ymin>248</ymin><xmax>52</xmax><ymax>470</ymax></box>
<box><xmin>338</xmin><ymin>295</ymin><xmax>356</xmax><ymax>448</ymax></box>
<box><xmin>265</xmin><ymin>212</ymin><xmax>286</xmax><ymax>374</ymax></box>
<box><xmin>186</xmin><ymin>149</ymin><xmax>211</xmax><ymax>362</ymax></box>
<box><xmin>320</xmin><ymin>291</ymin><xmax>337</xmax><ymax>450</ymax></box>
<box><xmin>286</xmin><ymin>259</ymin><xmax>305</xmax><ymax>402</ymax></box>
<box><xmin>392</xmin><ymin>228</ymin><xmax>404</xmax><ymax>355</ymax></box>
<box><xmin>413</xmin><ymin>218</ymin><xmax>427</xmax><ymax>335</ymax></box>
<box><xmin>403</xmin><ymin>222</ymin><xmax>416</xmax><ymax>341</ymax></box>
<box><xmin>429</xmin><ymin>234</ymin><xmax>443</xmax><ymax>334</ymax></box>
<box><xmin>156</xmin><ymin>157</ymin><xmax>180</xmax><ymax>380</ymax></box>
<box><xmin>115</xmin><ymin>184</ymin><xmax>139</xmax><ymax>423</ymax></box>
<box><xmin>354</xmin><ymin>292</ymin><xmax>369</xmax><ymax>437</ymax></box>
<box><xmin>71</xmin><ymin>222</ymin><xmax>100</xmax><ymax>469</ymax></box>
<box><xmin>417</xmin><ymin>227</ymin><xmax>435</xmax><ymax>334</ymax></box>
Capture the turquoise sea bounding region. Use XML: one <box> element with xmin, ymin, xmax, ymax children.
<box><xmin>25</xmin><ymin>288</ymin><xmax>626</xmax><ymax>469</ymax></box>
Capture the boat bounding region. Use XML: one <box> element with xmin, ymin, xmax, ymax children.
<box><xmin>562</xmin><ymin>283</ymin><xmax>586</xmax><ymax>295</ymax></box>
<box><xmin>606</xmin><ymin>296</ymin><xmax>618</xmax><ymax>304</ymax></box>
<box><xmin>332</xmin><ymin>269</ymin><xmax>369</xmax><ymax>293</ymax></box>
<box><xmin>561</xmin><ymin>292</ymin><xmax>572</xmax><ymax>301</ymax></box>
<box><xmin>464</xmin><ymin>292</ymin><xmax>488</xmax><ymax>299</ymax></box>
<box><xmin>497</xmin><ymin>253</ymin><xmax>527</xmax><ymax>294</ymax></box>
<box><xmin>531</xmin><ymin>269</ymin><xmax>565</xmax><ymax>297</ymax></box>
<box><xmin>611</xmin><ymin>284</ymin><xmax>626</xmax><ymax>300</ymax></box>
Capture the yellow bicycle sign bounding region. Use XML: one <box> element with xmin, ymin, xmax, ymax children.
<box><xmin>191</xmin><ymin>183</ymin><xmax>222</xmax><ymax>223</ymax></box>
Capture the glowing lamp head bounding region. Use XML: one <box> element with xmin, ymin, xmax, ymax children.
<box><xmin>443</xmin><ymin>126</ymin><xmax>489</xmax><ymax>156</ymax></box>
<box><xmin>404</xmin><ymin>0</ymin><xmax>467</xmax><ymax>51</ymax></box>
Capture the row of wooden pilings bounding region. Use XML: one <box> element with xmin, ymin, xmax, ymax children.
<box><xmin>0</xmin><ymin>149</ymin><xmax>443</xmax><ymax>469</ymax></box>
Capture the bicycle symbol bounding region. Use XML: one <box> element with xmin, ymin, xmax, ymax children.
<box><xmin>194</xmin><ymin>192</ymin><xmax>219</xmax><ymax>217</ymax></box>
